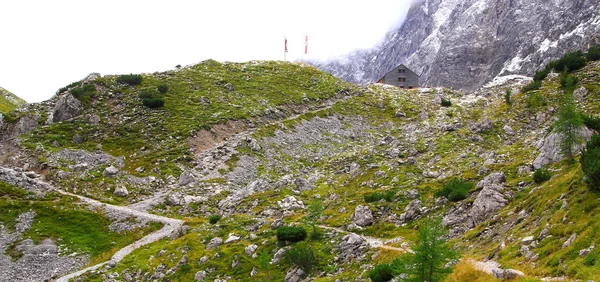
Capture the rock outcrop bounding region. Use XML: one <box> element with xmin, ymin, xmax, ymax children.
<box><xmin>352</xmin><ymin>205</ymin><xmax>374</xmax><ymax>227</ymax></box>
<box><xmin>52</xmin><ymin>94</ymin><xmax>83</xmax><ymax>122</ymax></box>
<box><xmin>533</xmin><ymin>127</ymin><xmax>593</xmax><ymax>169</ymax></box>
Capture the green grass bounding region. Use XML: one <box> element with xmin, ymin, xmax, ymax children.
<box><xmin>0</xmin><ymin>181</ymin><xmax>161</xmax><ymax>262</ymax></box>
<box><xmin>0</xmin><ymin>87</ymin><xmax>26</xmax><ymax>114</ymax></box>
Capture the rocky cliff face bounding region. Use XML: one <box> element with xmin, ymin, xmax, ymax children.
<box><xmin>311</xmin><ymin>0</ymin><xmax>600</xmax><ymax>91</ymax></box>
<box><xmin>0</xmin><ymin>87</ymin><xmax>26</xmax><ymax>114</ymax></box>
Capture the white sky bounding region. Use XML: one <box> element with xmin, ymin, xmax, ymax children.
<box><xmin>0</xmin><ymin>0</ymin><xmax>411</xmax><ymax>102</ymax></box>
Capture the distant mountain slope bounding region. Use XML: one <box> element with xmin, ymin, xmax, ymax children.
<box><xmin>311</xmin><ymin>0</ymin><xmax>600</xmax><ymax>91</ymax></box>
<box><xmin>0</xmin><ymin>87</ymin><xmax>26</xmax><ymax>114</ymax></box>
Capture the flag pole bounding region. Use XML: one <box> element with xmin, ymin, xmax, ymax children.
<box><xmin>284</xmin><ymin>35</ymin><xmax>287</xmax><ymax>61</ymax></box>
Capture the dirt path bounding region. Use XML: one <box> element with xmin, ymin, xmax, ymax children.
<box><xmin>318</xmin><ymin>225</ymin><xmax>408</xmax><ymax>253</ymax></box>
<box><xmin>54</xmin><ymin>190</ymin><xmax>184</xmax><ymax>282</ymax></box>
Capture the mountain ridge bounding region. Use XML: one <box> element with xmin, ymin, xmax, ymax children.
<box><xmin>310</xmin><ymin>0</ymin><xmax>600</xmax><ymax>91</ymax></box>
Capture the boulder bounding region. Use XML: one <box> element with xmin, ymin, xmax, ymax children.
<box><xmin>167</xmin><ymin>193</ymin><xmax>185</xmax><ymax>206</ymax></box>
<box><xmin>278</xmin><ymin>196</ymin><xmax>305</xmax><ymax>211</ymax></box>
<box><xmin>404</xmin><ymin>189</ymin><xmax>419</xmax><ymax>199</ymax></box>
<box><xmin>338</xmin><ymin>233</ymin><xmax>368</xmax><ymax>262</ymax></box>
<box><xmin>402</xmin><ymin>199</ymin><xmax>423</xmax><ymax>222</ymax></box>
<box><xmin>178</xmin><ymin>170</ymin><xmax>196</xmax><ymax>186</ymax></box>
<box><xmin>224</xmin><ymin>234</ymin><xmax>240</xmax><ymax>244</ymax></box>
<box><xmin>113</xmin><ymin>186</ymin><xmax>129</xmax><ymax>197</ymax></box>
<box><xmin>352</xmin><ymin>205</ymin><xmax>374</xmax><ymax>227</ymax></box>
<box><xmin>533</xmin><ymin>128</ymin><xmax>593</xmax><ymax>169</ymax></box>
<box><xmin>285</xmin><ymin>267</ymin><xmax>306</xmax><ymax>282</ymax></box>
<box><xmin>103</xmin><ymin>166</ymin><xmax>119</xmax><ymax>177</ymax></box>
<box><xmin>194</xmin><ymin>270</ymin><xmax>206</xmax><ymax>281</ymax></box>
<box><xmin>53</xmin><ymin>94</ymin><xmax>83</xmax><ymax>122</ymax></box>
<box><xmin>71</xmin><ymin>134</ymin><xmax>84</xmax><ymax>144</ymax></box>
<box><xmin>579</xmin><ymin>244</ymin><xmax>595</xmax><ymax>257</ymax></box>
<box><xmin>472</xmin><ymin>118</ymin><xmax>493</xmax><ymax>133</ymax></box>
<box><xmin>563</xmin><ymin>233</ymin><xmax>577</xmax><ymax>248</ymax></box>
<box><xmin>476</xmin><ymin>172</ymin><xmax>506</xmax><ymax>188</ymax></box>
<box><xmin>206</xmin><ymin>237</ymin><xmax>223</xmax><ymax>250</ymax></box>
<box><xmin>245</xmin><ymin>244</ymin><xmax>258</xmax><ymax>256</ymax></box>
<box><xmin>468</xmin><ymin>183</ymin><xmax>507</xmax><ymax>228</ymax></box>
<box><xmin>271</xmin><ymin>247</ymin><xmax>290</xmax><ymax>264</ymax></box>
<box><xmin>294</xmin><ymin>177</ymin><xmax>315</xmax><ymax>191</ymax></box>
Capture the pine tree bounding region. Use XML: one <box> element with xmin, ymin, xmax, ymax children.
<box><xmin>554</xmin><ymin>87</ymin><xmax>584</xmax><ymax>160</ymax></box>
<box><xmin>391</xmin><ymin>218</ymin><xmax>458</xmax><ymax>282</ymax></box>
<box><xmin>303</xmin><ymin>199</ymin><xmax>324</xmax><ymax>238</ymax></box>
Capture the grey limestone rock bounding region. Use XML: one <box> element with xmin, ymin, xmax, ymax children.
<box><xmin>194</xmin><ymin>270</ymin><xmax>206</xmax><ymax>281</ymax></box>
<box><xmin>533</xmin><ymin>128</ymin><xmax>593</xmax><ymax>169</ymax></box>
<box><xmin>294</xmin><ymin>177</ymin><xmax>315</xmax><ymax>191</ymax></box>
<box><xmin>103</xmin><ymin>166</ymin><xmax>119</xmax><ymax>177</ymax></box>
<box><xmin>244</xmin><ymin>244</ymin><xmax>258</xmax><ymax>256</ymax></box>
<box><xmin>206</xmin><ymin>237</ymin><xmax>223</xmax><ymax>250</ymax></box>
<box><xmin>285</xmin><ymin>267</ymin><xmax>306</xmax><ymax>282</ymax></box>
<box><xmin>53</xmin><ymin>94</ymin><xmax>83</xmax><ymax>122</ymax></box>
<box><xmin>113</xmin><ymin>186</ymin><xmax>129</xmax><ymax>197</ymax></box>
<box><xmin>352</xmin><ymin>205</ymin><xmax>374</xmax><ymax>227</ymax></box>
<box><xmin>338</xmin><ymin>233</ymin><xmax>369</xmax><ymax>262</ymax></box>
<box><xmin>278</xmin><ymin>196</ymin><xmax>305</xmax><ymax>211</ymax></box>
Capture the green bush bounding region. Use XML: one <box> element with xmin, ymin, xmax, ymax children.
<box><xmin>138</xmin><ymin>89</ymin><xmax>156</xmax><ymax>99</ymax></box>
<box><xmin>435</xmin><ymin>178</ymin><xmax>473</xmax><ymax>202</ymax></box>
<box><xmin>142</xmin><ymin>98</ymin><xmax>164</xmax><ymax>108</ymax></box>
<box><xmin>533</xmin><ymin>69</ymin><xmax>550</xmax><ymax>82</ymax></box>
<box><xmin>583</xmin><ymin>250</ymin><xmax>599</xmax><ymax>266</ymax></box>
<box><xmin>560</xmin><ymin>74</ymin><xmax>579</xmax><ymax>91</ymax></box>
<box><xmin>70</xmin><ymin>84</ymin><xmax>97</xmax><ymax>106</ymax></box>
<box><xmin>525</xmin><ymin>92</ymin><xmax>547</xmax><ymax>108</ymax></box>
<box><xmin>441</xmin><ymin>98</ymin><xmax>452</xmax><ymax>107</ymax></box>
<box><xmin>533</xmin><ymin>169</ymin><xmax>552</xmax><ymax>183</ymax></box>
<box><xmin>582</xmin><ymin>114</ymin><xmax>600</xmax><ymax>131</ymax></box>
<box><xmin>581</xmin><ymin>133</ymin><xmax>600</xmax><ymax>191</ymax></box>
<box><xmin>209</xmin><ymin>214</ymin><xmax>221</xmax><ymax>224</ymax></box>
<box><xmin>157</xmin><ymin>84</ymin><xmax>169</xmax><ymax>94</ymax></box>
<box><xmin>56</xmin><ymin>81</ymin><xmax>81</xmax><ymax>94</ymax></box>
<box><xmin>522</xmin><ymin>81</ymin><xmax>542</xmax><ymax>93</ymax></box>
<box><xmin>286</xmin><ymin>244</ymin><xmax>317</xmax><ymax>273</ymax></box>
<box><xmin>364</xmin><ymin>191</ymin><xmax>395</xmax><ymax>203</ymax></box>
<box><xmin>586</xmin><ymin>46</ymin><xmax>600</xmax><ymax>61</ymax></box>
<box><xmin>277</xmin><ymin>226</ymin><xmax>307</xmax><ymax>242</ymax></box>
<box><xmin>552</xmin><ymin>51</ymin><xmax>586</xmax><ymax>73</ymax></box>
<box><xmin>116</xmin><ymin>74</ymin><xmax>143</xmax><ymax>85</ymax></box>
<box><xmin>368</xmin><ymin>263</ymin><xmax>394</xmax><ymax>282</ymax></box>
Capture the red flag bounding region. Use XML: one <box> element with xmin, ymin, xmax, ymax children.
<box><xmin>285</xmin><ymin>38</ymin><xmax>288</xmax><ymax>53</ymax></box>
<box><xmin>304</xmin><ymin>35</ymin><xmax>308</xmax><ymax>54</ymax></box>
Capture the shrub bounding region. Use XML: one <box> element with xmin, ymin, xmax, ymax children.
<box><xmin>533</xmin><ymin>169</ymin><xmax>552</xmax><ymax>183</ymax></box>
<box><xmin>57</xmin><ymin>81</ymin><xmax>81</xmax><ymax>94</ymax></box>
<box><xmin>277</xmin><ymin>226</ymin><xmax>307</xmax><ymax>242</ymax></box>
<box><xmin>364</xmin><ymin>191</ymin><xmax>395</xmax><ymax>203</ymax></box>
<box><xmin>522</xmin><ymin>81</ymin><xmax>542</xmax><ymax>93</ymax></box>
<box><xmin>441</xmin><ymin>98</ymin><xmax>452</xmax><ymax>107</ymax></box>
<box><xmin>368</xmin><ymin>263</ymin><xmax>394</xmax><ymax>282</ymax></box>
<box><xmin>286</xmin><ymin>244</ymin><xmax>317</xmax><ymax>273</ymax></box>
<box><xmin>209</xmin><ymin>214</ymin><xmax>221</xmax><ymax>224</ymax></box>
<box><xmin>116</xmin><ymin>74</ymin><xmax>143</xmax><ymax>85</ymax></box>
<box><xmin>582</xmin><ymin>114</ymin><xmax>600</xmax><ymax>131</ymax></box>
<box><xmin>560</xmin><ymin>74</ymin><xmax>579</xmax><ymax>91</ymax></box>
<box><xmin>435</xmin><ymin>178</ymin><xmax>473</xmax><ymax>202</ymax></box>
<box><xmin>525</xmin><ymin>92</ymin><xmax>547</xmax><ymax>108</ymax></box>
<box><xmin>505</xmin><ymin>89</ymin><xmax>512</xmax><ymax>106</ymax></box>
<box><xmin>586</xmin><ymin>46</ymin><xmax>600</xmax><ymax>61</ymax></box>
<box><xmin>138</xmin><ymin>89</ymin><xmax>156</xmax><ymax>99</ymax></box>
<box><xmin>157</xmin><ymin>84</ymin><xmax>168</xmax><ymax>94</ymax></box>
<box><xmin>581</xmin><ymin>133</ymin><xmax>600</xmax><ymax>191</ymax></box>
<box><xmin>142</xmin><ymin>98</ymin><xmax>164</xmax><ymax>108</ymax></box>
<box><xmin>552</xmin><ymin>51</ymin><xmax>586</xmax><ymax>73</ymax></box>
<box><xmin>70</xmin><ymin>84</ymin><xmax>97</xmax><ymax>106</ymax></box>
<box><xmin>533</xmin><ymin>69</ymin><xmax>549</xmax><ymax>82</ymax></box>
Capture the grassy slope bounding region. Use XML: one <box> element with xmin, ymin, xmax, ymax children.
<box><xmin>0</xmin><ymin>87</ymin><xmax>26</xmax><ymax>114</ymax></box>
<box><xmin>0</xmin><ymin>180</ymin><xmax>161</xmax><ymax>264</ymax></box>
<box><xmin>20</xmin><ymin>60</ymin><xmax>358</xmax><ymax>202</ymax></box>
<box><xmin>12</xmin><ymin>61</ymin><xmax>600</xmax><ymax>281</ymax></box>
